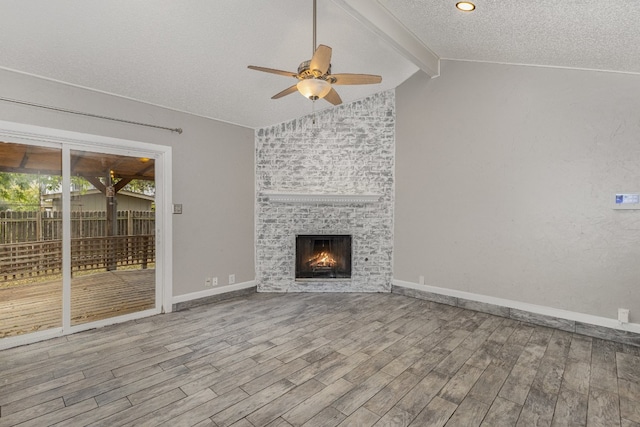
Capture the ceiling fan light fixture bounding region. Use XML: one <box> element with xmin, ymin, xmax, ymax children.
<box><xmin>297</xmin><ymin>78</ymin><xmax>331</xmax><ymax>100</ymax></box>
<box><xmin>456</xmin><ymin>1</ymin><xmax>475</xmax><ymax>12</ymax></box>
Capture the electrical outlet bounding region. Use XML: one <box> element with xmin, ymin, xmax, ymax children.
<box><xmin>419</xmin><ymin>275</ymin><xmax>425</xmax><ymax>285</ymax></box>
<box><xmin>619</xmin><ymin>308</ymin><xmax>630</xmax><ymax>324</ymax></box>
<box><xmin>229</xmin><ymin>274</ymin><xmax>236</xmax><ymax>285</ymax></box>
<box><xmin>212</xmin><ymin>277</ymin><xmax>218</xmax><ymax>286</ymax></box>
<box><xmin>204</xmin><ymin>277</ymin><xmax>212</xmax><ymax>287</ymax></box>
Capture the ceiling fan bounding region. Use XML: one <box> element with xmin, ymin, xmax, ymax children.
<box><xmin>247</xmin><ymin>0</ymin><xmax>382</xmax><ymax>106</ymax></box>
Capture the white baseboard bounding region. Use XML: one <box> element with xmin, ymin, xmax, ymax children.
<box><xmin>393</xmin><ymin>279</ymin><xmax>640</xmax><ymax>334</ymax></box>
<box><xmin>171</xmin><ymin>280</ymin><xmax>256</xmax><ymax>305</ymax></box>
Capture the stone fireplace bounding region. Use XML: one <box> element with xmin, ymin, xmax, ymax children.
<box><xmin>255</xmin><ymin>91</ymin><xmax>395</xmax><ymax>292</ymax></box>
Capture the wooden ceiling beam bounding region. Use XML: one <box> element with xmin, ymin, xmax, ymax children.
<box><xmin>82</xmin><ymin>175</ymin><xmax>107</xmax><ymax>195</ymax></box>
<box><xmin>113</xmin><ymin>178</ymin><xmax>133</xmax><ymax>193</ymax></box>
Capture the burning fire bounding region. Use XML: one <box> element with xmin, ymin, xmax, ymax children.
<box><xmin>308</xmin><ymin>251</ymin><xmax>337</xmax><ymax>268</ymax></box>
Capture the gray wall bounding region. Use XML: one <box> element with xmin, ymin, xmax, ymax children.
<box><xmin>0</xmin><ymin>68</ymin><xmax>255</xmax><ymax>297</ymax></box>
<box><xmin>395</xmin><ymin>60</ymin><xmax>640</xmax><ymax>319</ymax></box>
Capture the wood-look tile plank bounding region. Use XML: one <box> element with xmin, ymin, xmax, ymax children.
<box><xmin>342</xmin><ymin>351</ymin><xmax>395</xmax><ymax>385</ymax></box>
<box><xmin>467</xmin><ymin>362</ymin><xmax>509</xmax><ymax>405</ymax></box>
<box><xmin>618</xmin><ymin>353</ymin><xmax>640</xmax><ymax>384</ymax></box>
<box><xmin>127</xmin><ymin>388</ymin><xmax>218</xmax><ymax>427</ymax></box>
<box><xmin>252</xmin><ymin>337</ymin><xmax>311</xmax><ymax>364</ymax></box>
<box><xmin>373</xmin><ymin>406</ymin><xmax>414</xmax><ymax>427</ymax></box>
<box><xmin>62</xmin><ymin>365</ymin><xmax>162</xmax><ymax>407</ymax></box>
<box><xmin>301</xmin><ymin>406</ymin><xmax>347</xmax><ymax>427</ymax></box>
<box><xmin>246</xmin><ymin>379</ymin><xmax>325</xmax><ymax>426</ymax></box>
<box><xmin>94</xmin><ymin>365</ymin><xmax>190</xmax><ymax>406</ymax></box>
<box><xmin>282</xmin><ymin>378</ymin><xmax>354</xmax><ymax>426</ymax></box>
<box><xmin>314</xmin><ymin>352</ymin><xmax>370</xmax><ymax>386</ymax></box>
<box><xmin>211</xmin><ymin>379</ymin><xmax>296</xmax><ymax>427</ymax></box>
<box><xmin>50</xmin><ymin>398</ymin><xmax>132</xmax><ymax>427</ymax></box>
<box><xmin>288</xmin><ymin>351</ymin><xmax>347</xmax><ymax>385</ymax></box>
<box><xmin>444</xmin><ymin>396</ymin><xmax>489</xmax><ymax>427</ymax></box>
<box><xmin>407</xmin><ymin>347</ymin><xmax>451</xmax><ymax>378</ymax></box>
<box><xmin>16</xmin><ymin>398</ymin><xmax>98</xmax><ymax>427</ymax></box>
<box><xmin>153</xmin><ymin>387</ymin><xmax>248</xmax><ymax>426</ymax></box>
<box><xmin>396</xmin><ymin>370</ymin><xmax>450</xmax><ymax>417</ymax></box>
<box><xmin>87</xmin><ymin>388</ymin><xmax>187</xmax><ymax>427</ymax></box>
<box><xmin>240</xmin><ymin>358</ymin><xmax>309</xmax><ymax>395</ymax></box>
<box><xmin>0</xmin><ymin>371</ymin><xmax>85</xmax><ymax>407</ymax></box>
<box><xmin>211</xmin><ymin>358</ymin><xmax>283</xmax><ymax>396</ymax></box>
<box><xmin>265</xmin><ymin>418</ymin><xmax>295</xmax><ymax>427</ymax></box>
<box><xmin>499</xmin><ymin>361</ymin><xmax>542</xmax><ymax>405</ymax></box>
<box><xmin>591</xmin><ymin>339</ymin><xmax>621</xmax><ymax>393</ymax></box>
<box><xmin>480</xmin><ymin>396</ymin><xmax>522</xmax><ymax>427</ymax></box>
<box><xmin>126</xmin><ymin>364</ymin><xmax>219</xmax><ymax>406</ymax></box>
<box><xmin>228</xmin><ymin>419</ymin><xmax>254</xmax><ymax>427</ymax></box>
<box><xmin>587</xmin><ymin>388</ymin><xmax>621</xmax><ymax>427</ymax></box>
<box><xmin>550</xmin><ymin>386</ymin><xmax>587</xmax><ymax>427</ymax></box>
<box><xmin>562</xmin><ymin>359</ymin><xmax>591</xmax><ymax>395</ymax></box>
<box><xmin>364</xmin><ymin>370</ymin><xmax>421</xmax><ymax>416</ymax></box>
<box><xmin>438</xmin><ymin>364</ymin><xmax>484</xmax><ymax>405</ymax></box>
<box><xmin>276</xmin><ymin>337</ymin><xmax>331</xmax><ymax>364</ymax></box>
<box><xmin>0</xmin><ymin>397</ymin><xmax>65</xmax><ymax>426</ymax></box>
<box><xmin>300</xmin><ymin>338</ymin><xmax>353</xmax><ymax>364</ymax></box>
<box><xmin>619</xmin><ymin>378</ymin><xmax>640</xmax><ymax>402</ymax></box>
<box><xmin>381</xmin><ymin>346</ymin><xmax>426</xmax><ymax>377</ymax></box>
<box><xmin>2</xmin><ymin>371</ymin><xmax>113</xmax><ymax>416</ymax></box>
<box><xmin>337</xmin><ymin>406</ymin><xmax>380</xmax><ymax>427</ymax></box>
<box><xmin>568</xmin><ymin>336</ymin><xmax>593</xmax><ymax>362</ymax></box>
<box><xmin>409</xmin><ymin>396</ymin><xmax>457</xmax><ymax>427</ymax></box>
<box><xmin>333</xmin><ymin>370</ymin><xmax>394</xmax><ymax>416</ymax></box>
<box><xmin>434</xmin><ymin>346</ymin><xmax>475</xmax><ymax>377</ymax></box>
<box><xmin>515</xmin><ymin>387</ymin><xmax>556</xmax><ymax>427</ymax></box>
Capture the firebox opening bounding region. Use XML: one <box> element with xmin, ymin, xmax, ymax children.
<box><xmin>295</xmin><ymin>234</ymin><xmax>352</xmax><ymax>280</ymax></box>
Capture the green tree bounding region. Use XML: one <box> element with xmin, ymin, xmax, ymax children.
<box><xmin>123</xmin><ymin>179</ymin><xmax>155</xmax><ymax>196</ymax></box>
<box><xmin>0</xmin><ymin>172</ymin><xmax>44</xmax><ymax>211</ymax></box>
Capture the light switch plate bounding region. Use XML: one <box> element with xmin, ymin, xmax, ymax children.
<box><xmin>173</xmin><ymin>204</ymin><xmax>183</xmax><ymax>214</ymax></box>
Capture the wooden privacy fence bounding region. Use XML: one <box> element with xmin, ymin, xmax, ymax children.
<box><xmin>0</xmin><ymin>235</ymin><xmax>155</xmax><ymax>282</ymax></box>
<box><xmin>0</xmin><ymin>210</ymin><xmax>155</xmax><ymax>244</ymax></box>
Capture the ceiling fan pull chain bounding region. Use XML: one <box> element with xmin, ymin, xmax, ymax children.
<box><xmin>312</xmin><ymin>99</ymin><xmax>316</xmax><ymax>125</ymax></box>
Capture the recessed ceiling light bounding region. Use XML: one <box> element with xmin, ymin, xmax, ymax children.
<box><xmin>456</xmin><ymin>2</ymin><xmax>476</xmax><ymax>12</ymax></box>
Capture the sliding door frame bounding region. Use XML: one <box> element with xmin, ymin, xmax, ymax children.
<box><xmin>0</xmin><ymin>120</ymin><xmax>173</xmax><ymax>350</ymax></box>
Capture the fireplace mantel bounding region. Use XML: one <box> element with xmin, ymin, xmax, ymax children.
<box><xmin>262</xmin><ymin>190</ymin><xmax>381</xmax><ymax>204</ymax></box>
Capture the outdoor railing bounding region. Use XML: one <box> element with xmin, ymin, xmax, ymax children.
<box><xmin>0</xmin><ymin>235</ymin><xmax>155</xmax><ymax>282</ymax></box>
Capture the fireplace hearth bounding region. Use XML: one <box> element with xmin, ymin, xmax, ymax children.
<box><xmin>296</xmin><ymin>235</ymin><xmax>352</xmax><ymax>280</ymax></box>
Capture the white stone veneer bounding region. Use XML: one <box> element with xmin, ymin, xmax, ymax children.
<box><xmin>255</xmin><ymin>90</ymin><xmax>395</xmax><ymax>292</ymax></box>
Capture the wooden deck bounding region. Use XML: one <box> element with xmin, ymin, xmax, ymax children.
<box><xmin>0</xmin><ymin>269</ymin><xmax>155</xmax><ymax>338</ymax></box>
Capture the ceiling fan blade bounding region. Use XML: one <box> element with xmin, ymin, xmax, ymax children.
<box><xmin>272</xmin><ymin>85</ymin><xmax>299</xmax><ymax>99</ymax></box>
<box><xmin>323</xmin><ymin>87</ymin><xmax>342</xmax><ymax>105</ymax></box>
<box><xmin>310</xmin><ymin>45</ymin><xmax>332</xmax><ymax>76</ymax></box>
<box><xmin>248</xmin><ymin>65</ymin><xmax>298</xmax><ymax>78</ymax></box>
<box><xmin>330</xmin><ymin>73</ymin><xmax>382</xmax><ymax>85</ymax></box>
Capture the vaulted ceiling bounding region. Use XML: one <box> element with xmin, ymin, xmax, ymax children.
<box><xmin>1</xmin><ymin>1</ymin><xmax>638</xmax><ymax>129</ymax></box>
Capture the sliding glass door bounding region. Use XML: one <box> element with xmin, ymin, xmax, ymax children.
<box><xmin>0</xmin><ymin>141</ymin><xmax>63</xmax><ymax>338</ymax></box>
<box><xmin>69</xmin><ymin>149</ymin><xmax>156</xmax><ymax>326</ymax></box>
<box><xmin>0</xmin><ymin>122</ymin><xmax>170</xmax><ymax>349</ymax></box>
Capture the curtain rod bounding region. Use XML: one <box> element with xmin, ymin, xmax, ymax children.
<box><xmin>0</xmin><ymin>96</ymin><xmax>183</xmax><ymax>134</ymax></box>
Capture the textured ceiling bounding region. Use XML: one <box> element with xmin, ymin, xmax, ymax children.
<box><xmin>381</xmin><ymin>0</ymin><xmax>640</xmax><ymax>74</ymax></box>
<box><xmin>0</xmin><ymin>1</ymin><xmax>638</xmax><ymax>129</ymax></box>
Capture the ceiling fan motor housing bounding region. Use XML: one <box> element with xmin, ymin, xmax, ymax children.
<box><xmin>298</xmin><ymin>60</ymin><xmax>332</xmax><ymax>80</ymax></box>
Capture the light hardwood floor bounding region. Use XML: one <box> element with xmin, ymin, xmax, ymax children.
<box><xmin>1</xmin><ymin>292</ymin><xmax>639</xmax><ymax>426</ymax></box>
